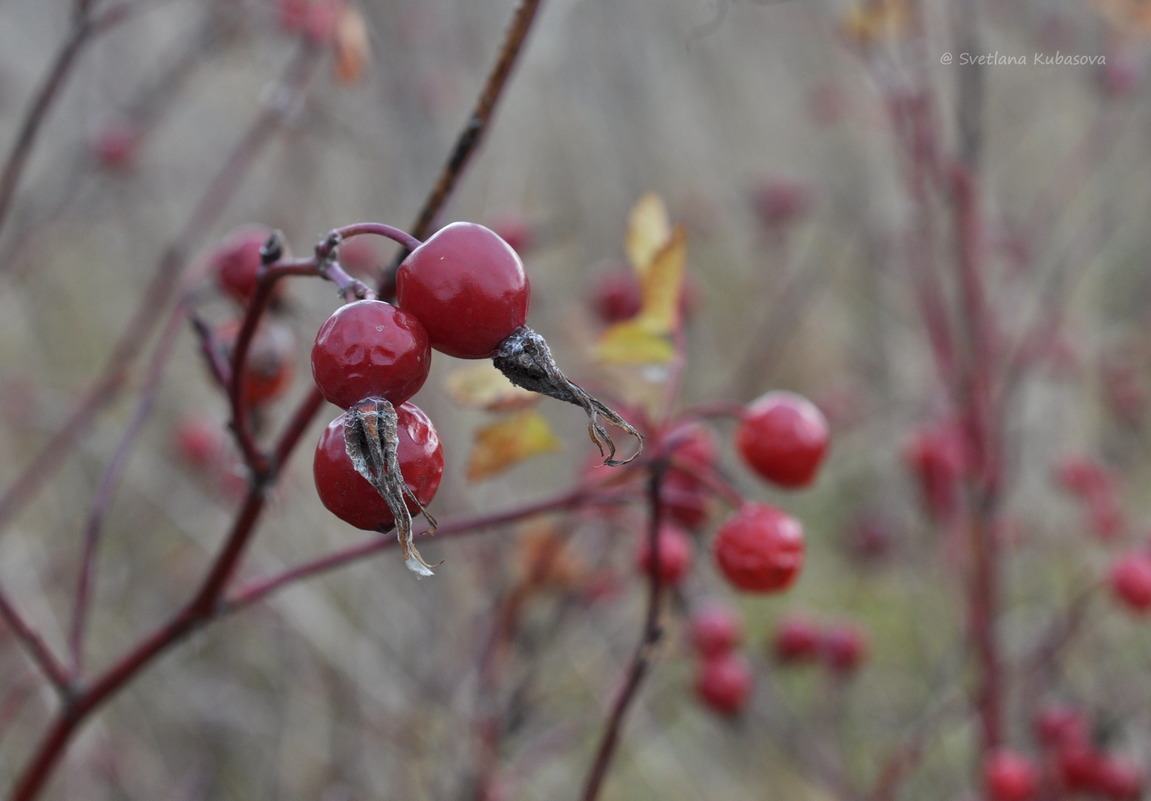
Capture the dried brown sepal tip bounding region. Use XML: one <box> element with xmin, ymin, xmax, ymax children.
<box><xmin>493</xmin><ymin>326</ymin><xmax>643</xmax><ymax>466</ymax></box>
<box><xmin>343</xmin><ymin>398</ymin><xmax>439</xmax><ymax>577</ymax></box>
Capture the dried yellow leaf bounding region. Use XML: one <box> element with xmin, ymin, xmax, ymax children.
<box><xmin>626</xmin><ymin>193</ymin><xmax>672</xmax><ymax>277</ymax></box>
<box><xmin>467</xmin><ymin>409</ymin><xmax>563</xmax><ymax>481</ymax></box>
<box><xmin>444</xmin><ymin>364</ymin><xmax>537</xmax><ymax>412</ymax></box>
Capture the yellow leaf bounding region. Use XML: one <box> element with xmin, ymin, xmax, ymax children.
<box><xmin>444</xmin><ymin>364</ymin><xmax>537</xmax><ymax>412</ymax></box>
<box><xmin>595</xmin><ymin>228</ymin><xmax>686</xmax><ymax>365</ymax></box>
<box><xmin>467</xmin><ymin>409</ymin><xmax>563</xmax><ymax>481</ymax></box>
<box><xmin>843</xmin><ymin>0</ymin><xmax>908</xmax><ymax>44</ymax></box>
<box><xmin>595</xmin><ymin>320</ymin><xmax>676</xmax><ymax>365</ymax></box>
<box><xmin>635</xmin><ymin>227</ymin><xmax>686</xmax><ymax>333</ymax></box>
<box><xmin>626</xmin><ymin>193</ymin><xmax>672</xmax><ymax>277</ymax></box>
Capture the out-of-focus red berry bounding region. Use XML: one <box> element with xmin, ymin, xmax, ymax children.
<box><xmin>636</xmin><ymin>524</ymin><xmax>694</xmax><ymax>585</ymax></box>
<box><xmin>1108</xmin><ymin>551</ymin><xmax>1151</xmax><ymax>613</ymax></box>
<box><xmin>211</xmin><ymin>225</ymin><xmax>278</xmax><ymax>307</ymax></box>
<box><xmin>693</xmin><ymin>652</ymin><xmax>752</xmax><ymax>716</ymax></box>
<box><xmin>687</xmin><ymin>602</ymin><xmax>743</xmax><ymax>658</ymax></box>
<box><xmin>772</xmin><ymin>612</ymin><xmax>821</xmax><ymax>664</ymax></box>
<box><xmin>1032</xmin><ymin>703</ymin><xmax>1089</xmax><ymax>750</ymax></box>
<box><xmin>736</xmin><ymin>391</ymin><xmax>829</xmax><ymax>489</ymax></box>
<box><xmin>983</xmin><ymin>749</ymin><xmax>1039</xmax><ymax>801</ymax></box>
<box><xmin>713</xmin><ymin>502</ymin><xmax>804</xmax><ymax>593</ymax></box>
<box><xmin>1096</xmin><ymin>755</ymin><xmax>1144</xmax><ymax>800</ymax></box>
<box><xmin>904</xmin><ymin>423</ymin><xmax>966</xmax><ymax>521</ymax></box>
<box><xmin>819</xmin><ymin>621</ymin><xmax>868</xmax><ymax>674</ymax></box>
<box><xmin>173</xmin><ymin>416</ymin><xmax>226</xmax><ymax>471</ymax></box>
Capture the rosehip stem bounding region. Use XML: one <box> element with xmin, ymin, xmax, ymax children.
<box><xmin>334</xmin><ymin>222</ymin><xmax>423</xmax><ymax>253</ymax></box>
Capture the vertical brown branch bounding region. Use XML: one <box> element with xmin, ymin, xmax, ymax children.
<box><xmin>579</xmin><ymin>464</ymin><xmax>668</xmax><ymax>801</ymax></box>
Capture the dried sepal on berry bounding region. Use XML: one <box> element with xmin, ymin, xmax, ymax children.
<box><xmin>343</xmin><ymin>398</ymin><xmax>438</xmax><ymax>576</ymax></box>
<box><xmin>493</xmin><ymin>326</ymin><xmax>643</xmax><ymax>466</ymax></box>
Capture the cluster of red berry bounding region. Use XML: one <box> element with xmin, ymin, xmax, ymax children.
<box><xmin>770</xmin><ymin>611</ymin><xmax>869</xmax><ymax>674</ymax></box>
<box><xmin>686</xmin><ymin>602</ymin><xmax>751</xmax><ymax>716</ymax></box>
<box><xmin>309</xmin><ymin>222</ymin><xmax>531</xmax><ymax>574</ymax></box>
<box><xmin>975</xmin><ymin>704</ymin><xmax>1144</xmax><ymax>801</ymax></box>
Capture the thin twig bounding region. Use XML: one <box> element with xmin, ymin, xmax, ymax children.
<box><xmin>0</xmin><ymin>589</ymin><xmax>72</xmax><ymax>697</ymax></box>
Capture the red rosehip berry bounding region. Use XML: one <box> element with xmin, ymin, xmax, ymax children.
<box><xmin>904</xmin><ymin>423</ymin><xmax>966</xmax><ymax>520</ymax></box>
<box><xmin>983</xmin><ymin>749</ymin><xmax>1039</xmax><ymax>801</ymax></box>
<box><xmin>636</xmin><ymin>524</ymin><xmax>694</xmax><ymax>585</ymax></box>
<box><xmin>211</xmin><ymin>225</ymin><xmax>277</xmax><ymax>306</ymax></box>
<box><xmin>590</xmin><ymin>269</ymin><xmax>642</xmax><ymax>324</ymax></box>
<box><xmin>663</xmin><ymin>421</ymin><xmax>718</xmax><ymax>528</ymax></box>
<box><xmin>312</xmin><ymin>404</ymin><xmax>443</xmax><ymax>531</ymax></box>
<box><xmin>1032</xmin><ymin>703</ymin><xmax>1089</xmax><ymax>750</ymax></box>
<box><xmin>771</xmin><ymin>612</ymin><xmax>821</xmax><ymax>664</ymax></box>
<box><xmin>1108</xmin><ymin>551</ymin><xmax>1151</xmax><ymax>613</ymax></box>
<box><xmin>172</xmin><ymin>416</ymin><xmax>226</xmax><ymax>471</ymax></box>
<box><xmin>736</xmin><ymin>391</ymin><xmax>829</xmax><ymax>489</ymax></box>
<box><xmin>713</xmin><ymin>502</ymin><xmax>804</xmax><ymax>593</ymax></box>
<box><xmin>1056</xmin><ymin>744</ymin><xmax>1107</xmax><ymax>793</ymax></box>
<box><xmin>311</xmin><ymin>299</ymin><xmax>431</xmax><ymax>409</ymax></box>
<box><xmin>216</xmin><ymin>319</ymin><xmax>297</xmax><ymax>405</ymax></box>
<box><xmin>687</xmin><ymin>602</ymin><xmax>743</xmax><ymax>658</ymax></box>
<box><xmin>693</xmin><ymin>652</ymin><xmax>752</xmax><ymax>716</ymax></box>
<box><xmin>819</xmin><ymin>621</ymin><xmax>868</xmax><ymax>674</ymax></box>
<box><xmin>396</xmin><ymin>222</ymin><xmax>529</xmax><ymax>359</ymax></box>
<box><xmin>1096</xmin><ymin>755</ymin><xmax>1144</xmax><ymax>800</ymax></box>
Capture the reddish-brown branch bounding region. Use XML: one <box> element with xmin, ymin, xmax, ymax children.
<box><xmin>0</xmin><ymin>589</ymin><xmax>72</xmax><ymax>697</ymax></box>
<box><xmin>579</xmin><ymin>465</ymin><xmax>668</xmax><ymax>801</ymax></box>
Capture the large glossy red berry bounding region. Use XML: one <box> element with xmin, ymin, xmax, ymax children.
<box><xmin>713</xmin><ymin>502</ymin><xmax>804</xmax><ymax>593</ymax></box>
<box><xmin>1108</xmin><ymin>551</ymin><xmax>1151</xmax><ymax>613</ymax></box>
<box><xmin>636</xmin><ymin>524</ymin><xmax>694</xmax><ymax>585</ymax></box>
<box><xmin>311</xmin><ymin>300</ymin><xmax>431</xmax><ymax>409</ymax></box>
<box><xmin>688</xmin><ymin>602</ymin><xmax>744</xmax><ymax>658</ymax></box>
<box><xmin>313</xmin><ymin>403</ymin><xmax>443</xmax><ymax>531</ymax></box>
<box><xmin>693</xmin><ymin>652</ymin><xmax>752</xmax><ymax>716</ymax></box>
<box><xmin>736</xmin><ymin>391</ymin><xmax>829</xmax><ymax>489</ymax></box>
<box><xmin>983</xmin><ymin>749</ymin><xmax>1039</xmax><ymax>801</ymax></box>
<box><xmin>211</xmin><ymin>225</ymin><xmax>277</xmax><ymax>306</ymax></box>
<box><xmin>396</xmin><ymin>222</ymin><xmax>529</xmax><ymax>359</ymax></box>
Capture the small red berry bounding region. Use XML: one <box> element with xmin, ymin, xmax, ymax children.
<box><xmin>636</xmin><ymin>524</ymin><xmax>694</xmax><ymax>585</ymax></box>
<box><xmin>1056</xmin><ymin>744</ymin><xmax>1106</xmax><ymax>793</ymax></box>
<box><xmin>983</xmin><ymin>749</ymin><xmax>1039</xmax><ymax>801</ymax></box>
<box><xmin>590</xmin><ymin>269</ymin><xmax>642</xmax><ymax>324</ymax></box>
<box><xmin>311</xmin><ymin>299</ymin><xmax>431</xmax><ymax>409</ymax></box>
<box><xmin>904</xmin><ymin>423</ymin><xmax>966</xmax><ymax>520</ymax></box>
<box><xmin>216</xmin><ymin>319</ymin><xmax>297</xmax><ymax>405</ymax></box>
<box><xmin>772</xmin><ymin>612</ymin><xmax>821</xmax><ymax>664</ymax></box>
<box><xmin>693</xmin><ymin>652</ymin><xmax>752</xmax><ymax>716</ymax></box>
<box><xmin>713</xmin><ymin>502</ymin><xmax>804</xmax><ymax>593</ymax></box>
<box><xmin>819</xmin><ymin>621</ymin><xmax>868</xmax><ymax>674</ymax></box>
<box><xmin>172</xmin><ymin>416</ymin><xmax>226</xmax><ymax>470</ymax></box>
<box><xmin>663</xmin><ymin>421</ymin><xmax>718</xmax><ymax>528</ymax></box>
<box><xmin>1096</xmin><ymin>755</ymin><xmax>1144</xmax><ymax>800</ymax></box>
<box><xmin>1032</xmin><ymin>703</ymin><xmax>1089</xmax><ymax>750</ymax></box>
<box><xmin>313</xmin><ymin>403</ymin><xmax>443</xmax><ymax>531</ymax></box>
<box><xmin>211</xmin><ymin>225</ymin><xmax>277</xmax><ymax>306</ymax></box>
<box><xmin>736</xmin><ymin>391</ymin><xmax>829</xmax><ymax>489</ymax></box>
<box><xmin>688</xmin><ymin>602</ymin><xmax>743</xmax><ymax>658</ymax></box>
<box><xmin>396</xmin><ymin>222</ymin><xmax>529</xmax><ymax>359</ymax></box>
<box><xmin>1108</xmin><ymin>551</ymin><xmax>1151</xmax><ymax>613</ymax></box>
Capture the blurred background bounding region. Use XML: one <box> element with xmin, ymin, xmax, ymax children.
<box><xmin>1</xmin><ymin>0</ymin><xmax>1150</xmax><ymax>799</ymax></box>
